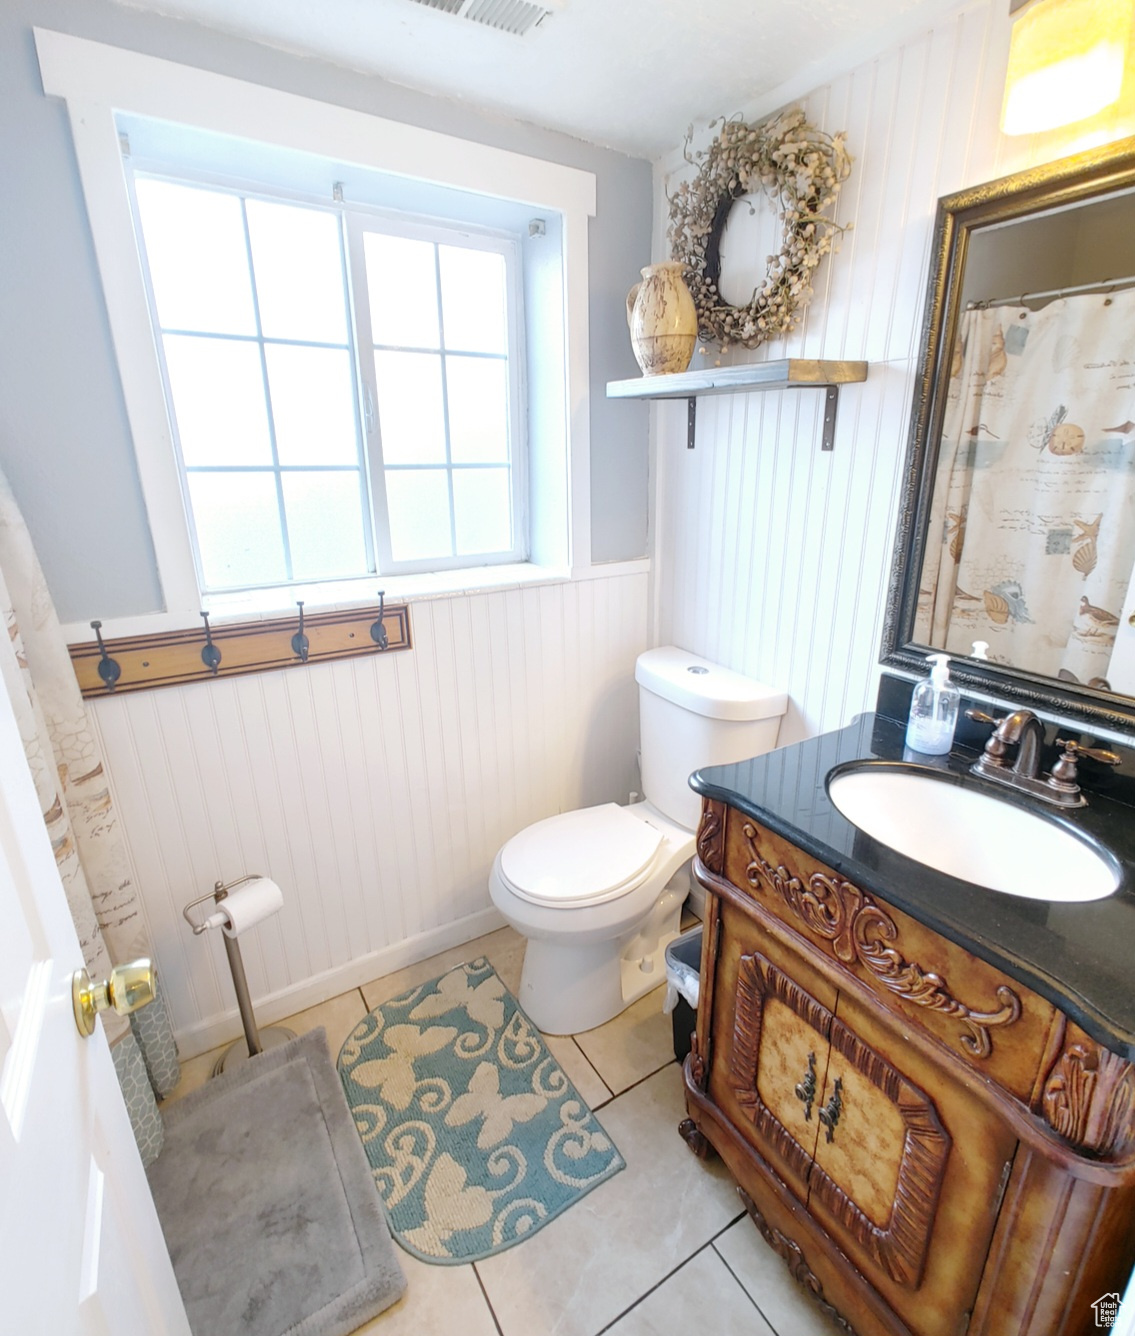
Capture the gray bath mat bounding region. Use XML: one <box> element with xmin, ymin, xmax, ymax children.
<box><xmin>148</xmin><ymin>1028</ymin><xmax>406</xmax><ymax>1336</ymax></box>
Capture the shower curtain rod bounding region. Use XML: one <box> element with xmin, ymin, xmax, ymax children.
<box><xmin>970</xmin><ymin>276</ymin><xmax>1135</xmax><ymax>308</ymax></box>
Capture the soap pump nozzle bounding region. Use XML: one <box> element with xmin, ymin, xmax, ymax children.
<box><xmin>971</xmin><ymin>641</ymin><xmax>990</xmax><ymax>661</ymax></box>
<box><xmin>927</xmin><ymin>653</ymin><xmax>951</xmax><ymax>685</ymax></box>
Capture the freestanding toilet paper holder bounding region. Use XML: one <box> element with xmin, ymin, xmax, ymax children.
<box><xmin>183</xmin><ymin>874</ymin><xmax>296</xmax><ymax>1076</ymax></box>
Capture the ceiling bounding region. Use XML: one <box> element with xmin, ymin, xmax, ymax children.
<box><xmin>110</xmin><ymin>0</ymin><xmax>973</xmax><ymax>159</ymax></box>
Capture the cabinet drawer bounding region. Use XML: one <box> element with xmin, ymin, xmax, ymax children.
<box><xmin>722</xmin><ymin>813</ymin><xmax>1057</xmax><ymax>1101</ymax></box>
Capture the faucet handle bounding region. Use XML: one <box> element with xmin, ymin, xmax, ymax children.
<box><xmin>1049</xmin><ymin>739</ymin><xmax>1121</xmax><ymax>797</ymax></box>
<box><xmin>1055</xmin><ymin>739</ymin><xmax>1121</xmax><ymax>766</ymax></box>
<box><xmin>965</xmin><ymin>708</ymin><xmax>1011</xmax><ymax>764</ymax></box>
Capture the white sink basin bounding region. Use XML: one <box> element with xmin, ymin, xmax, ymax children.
<box><xmin>826</xmin><ymin>766</ymin><xmax>1120</xmax><ymax>902</ymax></box>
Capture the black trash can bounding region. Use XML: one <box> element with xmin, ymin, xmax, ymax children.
<box><xmin>664</xmin><ymin>926</ymin><xmax>703</xmax><ymax>1063</ymax></box>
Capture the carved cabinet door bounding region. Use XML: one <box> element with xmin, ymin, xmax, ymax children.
<box><xmin>806</xmin><ymin>1009</ymin><xmax>950</xmax><ymax>1292</ymax></box>
<box><xmin>725</xmin><ymin>942</ymin><xmax>833</xmax><ymax>1200</ymax></box>
<box><xmin>717</xmin><ymin>912</ymin><xmax>1016</xmax><ymax>1336</ymax></box>
<box><xmin>806</xmin><ymin>988</ymin><xmax>1018</xmax><ymax>1336</ymax></box>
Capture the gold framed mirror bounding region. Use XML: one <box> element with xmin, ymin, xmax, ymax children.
<box><xmin>882</xmin><ymin>136</ymin><xmax>1135</xmax><ymax>734</ymax></box>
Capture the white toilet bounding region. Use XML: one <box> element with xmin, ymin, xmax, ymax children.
<box><xmin>489</xmin><ymin>646</ymin><xmax>788</xmax><ymax>1034</ymax></box>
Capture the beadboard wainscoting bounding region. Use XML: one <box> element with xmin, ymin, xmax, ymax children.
<box><xmin>90</xmin><ymin>573</ymin><xmax>648</xmax><ymax>1057</ymax></box>
<box><xmin>652</xmin><ymin>1</ymin><xmax>1135</xmax><ymax>745</ymax></box>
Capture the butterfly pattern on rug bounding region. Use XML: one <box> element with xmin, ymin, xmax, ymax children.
<box><xmin>338</xmin><ymin>958</ymin><xmax>624</xmax><ymax>1264</ymax></box>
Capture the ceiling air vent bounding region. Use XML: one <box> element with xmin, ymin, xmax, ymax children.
<box><xmin>405</xmin><ymin>0</ymin><xmax>565</xmax><ymax>36</ymax></box>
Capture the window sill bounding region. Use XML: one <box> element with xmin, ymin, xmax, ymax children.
<box><xmin>62</xmin><ymin>559</ymin><xmax>650</xmax><ymax>644</ymax></box>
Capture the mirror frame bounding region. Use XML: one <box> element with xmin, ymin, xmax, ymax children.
<box><xmin>881</xmin><ymin>135</ymin><xmax>1135</xmax><ymax>736</ymax></box>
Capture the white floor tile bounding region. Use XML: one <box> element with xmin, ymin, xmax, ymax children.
<box><xmin>351</xmin><ymin>1251</ymin><xmax>499</xmax><ymax>1335</ymax></box>
<box><xmin>281</xmin><ymin>988</ymin><xmax>368</xmax><ymax>1061</ymax></box>
<box><xmin>475</xmin><ymin>1064</ymin><xmax>741</xmax><ymax>1336</ymax></box>
<box><xmin>573</xmin><ymin>987</ymin><xmax>675</xmax><ymax>1096</ymax></box>
<box><xmin>605</xmin><ymin>1245</ymin><xmax>774</xmax><ymax>1336</ymax></box>
<box><xmin>162</xmin><ymin>1045</ymin><xmax>224</xmax><ymax>1105</ymax></box>
<box><xmin>714</xmin><ymin>1216</ymin><xmax>850</xmax><ymax>1336</ymax></box>
<box><xmin>360</xmin><ymin>927</ymin><xmax>524</xmax><ymax>1011</ymax></box>
<box><xmin>543</xmin><ymin>1033</ymin><xmax>612</xmax><ymax>1109</ymax></box>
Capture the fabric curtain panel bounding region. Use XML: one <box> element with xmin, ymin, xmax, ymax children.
<box><xmin>0</xmin><ymin>470</ymin><xmax>179</xmax><ymax>1165</ymax></box>
<box><xmin>917</xmin><ymin>289</ymin><xmax>1135</xmax><ymax>690</ymax></box>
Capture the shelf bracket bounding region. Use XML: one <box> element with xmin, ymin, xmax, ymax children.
<box><xmin>821</xmin><ymin>386</ymin><xmax>838</xmax><ymax>452</ymax></box>
<box><xmin>687</xmin><ymin>397</ymin><xmax>697</xmax><ymax>449</ymax></box>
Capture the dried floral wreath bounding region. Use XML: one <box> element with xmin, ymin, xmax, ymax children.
<box><xmin>668</xmin><ymin>109</ymin><xmax>851</xmax><ymax>352</ymax></box>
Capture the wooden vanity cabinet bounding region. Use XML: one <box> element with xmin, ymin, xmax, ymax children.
<box><xmin>681</xmin><ymin>801</ymin><xmax>1135</xmax><ymax>1336</ymax></box>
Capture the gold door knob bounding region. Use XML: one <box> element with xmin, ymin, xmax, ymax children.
<box><xmin>72</xmin><ymin>958</ymin><xmax>156</xmax><ymax>1038</ymax></box>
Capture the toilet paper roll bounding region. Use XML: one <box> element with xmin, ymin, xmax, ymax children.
<box><xmin>216</xmin><ymin>877</ymin><xmax>284</xmax><ymax>937</ymax></box>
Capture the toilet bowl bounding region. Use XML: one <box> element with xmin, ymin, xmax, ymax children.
<box><xmin>489</xmin><ymin>647</ymin><xmax>788</xmax><ymax>1036</ymax></box>
<box><xmin>489</xmin><ymin>799</ymin><xmax>693</xmax><ymax>1034</ymax></box>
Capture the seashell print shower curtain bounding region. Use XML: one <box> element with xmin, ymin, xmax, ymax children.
<box><xmin>917</xmin><ymin>288</ymin><xmax>1135</xmax><ymax>691</ymax></box>
<box><xmin>0</xmin><ymin>469</ymin><xmax>179</xmax><ymax>1165</ymax></box>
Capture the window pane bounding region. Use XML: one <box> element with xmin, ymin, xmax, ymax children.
<box><xmin>164</xmin><ymin>335</ymin><xmax>272</xmax><ymax>467</ymax></box>
<box><xmin>281</xmin><ymin>472</ymin><xmax>369</xmax><ymax>580</ymax></box>
<box><xmin>135</xmin><ymin>179</ymin><xmax>256</xmax><ymax>335</ymax></box>
<box><xmin>246</xmin><ymin>200</ymin><xmax>348</xmax><ymax>345</ymax></box>
<box><xmin>373</xmin><ymin>351</ymin><xmax>446</xmax><ymax>465</ymax></box>
<box><xmin>439</xmin><ymin>245</ymin><xmax>507</xmax><ymax>354</ymax></box>
<box><xmin>265</xmin><ymin>345</ymin><xmax>359</xmax><ymax>466</ymax></box>
<box><xmin>446</xmin><ymin>356</ymin><xmax>509</xmax><ymax>464</ymax></box>
<box><xmin>385</xmin><ymin>470</ymin><xmax>452</xmax><ymax>562</ymax></box>
<box><xmin>453</xmin><ymin>468</ymin><xmax>512</xmax><ymax>556</ymax></box>
<box><xmin>188</xmin><ymin>472</ymin><xmax>286</xmax><ymax>589</ymax></box>
<box><xmin>365</xmin><ymin>233</ymin><xmax>439</xmax><ymax>349</ymax></box>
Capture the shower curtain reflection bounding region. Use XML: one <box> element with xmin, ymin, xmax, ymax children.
<box><xmin>916</xmin><ymin>287</ymin><xmax>1135</xmax><ymax>692</ymax></box>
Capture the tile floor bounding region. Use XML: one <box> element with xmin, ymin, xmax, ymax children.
<box><xmin>166</xmin><ymin>925</ymin><xmax>844</xmax><ymax>1336</ymax></box>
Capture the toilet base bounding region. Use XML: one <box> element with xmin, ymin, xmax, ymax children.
<box><xmin>517</xmin><ymin>885</ymin><xmax>683</xmax><ymax>1035</ymax></box>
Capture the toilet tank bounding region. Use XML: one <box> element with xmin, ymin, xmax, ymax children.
<box><xmin>635</xmin><ymin>647</ymin><xmax>788</xmax><ymax>831</ymax></box>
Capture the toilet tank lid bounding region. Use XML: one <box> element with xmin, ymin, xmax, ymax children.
<box><xmin>635</xmin><ymin>647</ymin><xmax>788</xmax><ymax>722</ymax></box>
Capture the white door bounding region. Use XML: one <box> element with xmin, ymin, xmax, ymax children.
<box><xmin>0</xmin><ymin>669</ymin><xmax>190</xmax><ymax>1333</ymax></box>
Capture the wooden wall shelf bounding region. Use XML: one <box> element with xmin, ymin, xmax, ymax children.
<box><xmin>70</xmin><ymin>600</ymin><xmax>411</xmax><ymax>698</ymax></box>
<box><xmin>606</xmin><ymin>358</ymin><xmax>869</xmax><ymax>450</ymax></box>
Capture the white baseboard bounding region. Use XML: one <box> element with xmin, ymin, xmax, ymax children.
<box><xmin>172</xmin><ymin>905</ymin><xmax>508</xmax><ymax>1060</ymax></box>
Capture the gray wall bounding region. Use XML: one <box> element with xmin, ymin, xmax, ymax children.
<box><xmin>0</xmin><ymin>0</ymin><xmax>652</xmax><ymax>623</ymax></box>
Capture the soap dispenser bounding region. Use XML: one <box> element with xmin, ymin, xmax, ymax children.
<box><xmin>905</xmin><ymin>654</ymin><xmax>960</xmax><ymax>755</ymax></box>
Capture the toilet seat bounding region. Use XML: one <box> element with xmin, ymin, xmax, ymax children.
<box><xmin>498</xmin><ymin>803</ymin><xmax>664</xmax><ymax>908</ymax></box>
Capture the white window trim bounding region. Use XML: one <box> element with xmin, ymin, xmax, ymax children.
<box><xmin>35</xmin><ymin>28</ymin><xmax>602</xmax><ymax>636</ymax></box>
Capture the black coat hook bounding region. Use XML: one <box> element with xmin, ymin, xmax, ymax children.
<box><xmin>200</xmin><ymin>611</ymin><xmax>222</xmax><ymax>675</ymax></box>
<box><xmin>291</xmin><ymin>601</ymin><xmax>309</xmax><ymax>662</ymax></box>
<box><xmin>90</xmin><ymin>620</ymin><xmax>122</xmax><ymax>692</ymax></box>
<box><xmin>369</xmin><ymin>590</ymin><xmax>389</xmax><ymax>650</ymax></box>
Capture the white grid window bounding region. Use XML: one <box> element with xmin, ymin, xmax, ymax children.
<box><xmin>131</xmin><ymin>174</ymin><xmax>526</xmax><ymax>593</ymax></box>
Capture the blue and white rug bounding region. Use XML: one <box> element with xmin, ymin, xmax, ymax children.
<box><xmin>338</xmin><ymin>957</ymin><xmax>624</xmax><ymax>1263</ymax></box>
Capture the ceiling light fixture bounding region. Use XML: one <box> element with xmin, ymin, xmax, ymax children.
<box><xmin>1001</xmin><ymin>0</ymin><xmax>1134</xmax><ymax>135</ymax></box>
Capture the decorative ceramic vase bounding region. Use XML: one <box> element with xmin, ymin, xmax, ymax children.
<box><xmin>626</xmin><ymin>262</ymin><xmax>697</xmax><ymax>376</ymax></box>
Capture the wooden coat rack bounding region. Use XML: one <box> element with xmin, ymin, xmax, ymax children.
<box><xmin>70</xmin><ymin>598</ymin><xmax>411</xmax><ymax>698</ymax></box>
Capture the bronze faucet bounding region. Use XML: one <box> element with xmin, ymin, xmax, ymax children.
<box><xmin>967</xmin><ymin>708</ymin><xmax>1119</xmax><ymax>806</ymax></box>
<box><xmin>992</xmin><ymin>709</ymin><xmax>1046</xmax><ymax>778</ymax></box>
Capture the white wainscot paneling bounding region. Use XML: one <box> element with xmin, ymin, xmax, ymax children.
<box><xmin>652</xmin><ymin>0</ymin><xmax>1135</xmax><ymax>742</ymax></box>
<box><xmin>91</xmin><ymin>574</ymin><xmax>648</xmax><ymax>1056</ymax></box>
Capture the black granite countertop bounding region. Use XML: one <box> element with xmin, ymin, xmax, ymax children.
<box><xmin>691</xmin><ymin>702</ymin><xmax>1135</xmax><ymax>1062</ymax></box>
